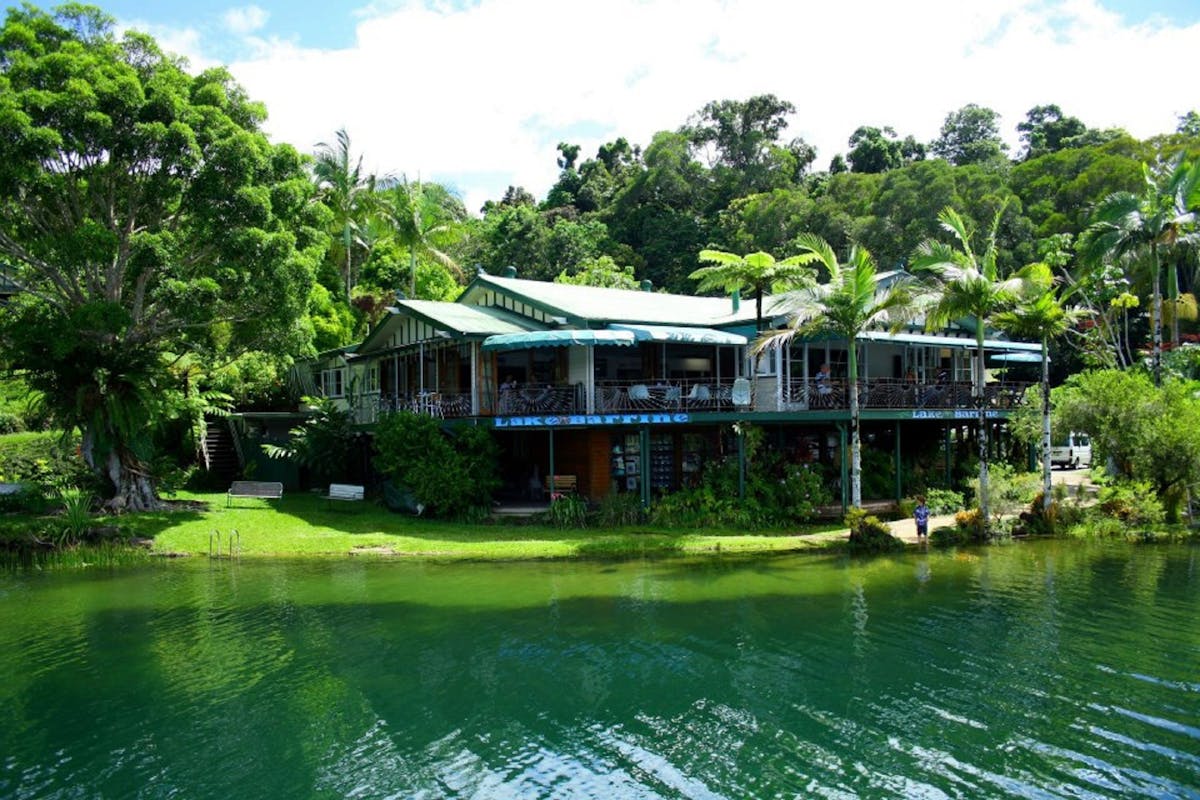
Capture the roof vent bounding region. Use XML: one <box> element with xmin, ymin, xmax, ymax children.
<box><xmin>502</xmin><ymin>265</ymin><xmax>518</xmax><ymax>278</ymax></box>
<box><xmin>640</xmin><ymin>279</ymin><xmax>653</xmax><ymax>292</ymax></box>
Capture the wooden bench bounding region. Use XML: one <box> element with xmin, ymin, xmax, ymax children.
<box><xmin>322</xmin><ymin>483</ymin><xmax>365</xmax><ymax>509</ymax></box>
<box><xmin>545</xmin><ymin>474</ymin><xmax>577</xmax><ymax>495</ymax></box>
<box><xmin>227</xmin><ymin>480</ymin><xmax>284</xmax><ymax>507</ymax></box>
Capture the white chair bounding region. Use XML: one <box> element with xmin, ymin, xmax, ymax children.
<box><xmin>628</xmin><ymin>383</ymin><xmax>651</xmax><ymax>410</ymax></box>
<box><xmin>685</xmin><ymin>384</ymin><xmax>711</xmax><ymax>408</ymax></box>
<box><xmin>731</xmin><ymin>378</ymin><xmax>751</xmax><ymax>407</ymax></box>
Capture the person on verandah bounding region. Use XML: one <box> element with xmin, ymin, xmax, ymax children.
<box><xmin>814</xmin><ymin>363</ymin><xmax>833</xmax><ymax>406</ymax></box>
<box><xmin>499</xmin><ymin>375</ymin><xmax>518</xmax><ymax>413</ymax></box>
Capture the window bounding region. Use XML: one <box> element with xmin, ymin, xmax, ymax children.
<box><xmin>364</xmin><ymin>365</ymin><xmax>379</xmax><ymax>393</ymax></box>
<box><xmin>321</xmin><ymin>368</ymin><xmax>345</xmax><ymax>398</ymax></box>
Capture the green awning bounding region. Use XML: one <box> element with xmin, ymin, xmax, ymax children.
<box><xmin>608</xmin><ymin>323</ymin><xmax>747</xmax><ymax>345</ymax></box>
<box><xmin>481</xmin><ymin>329</ymin><xmax>637</xmax><ymax>352</ymax></box>
<box><xmin>856</xmin><ymin>331</ymin><xmax>1041</xmax><ymax>352</ymax></box>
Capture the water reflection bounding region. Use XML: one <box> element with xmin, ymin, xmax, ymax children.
<box><xmin>0</xmin><ymin>542</ymin><xmax>1197</xmax><ymax>798</ymax></box>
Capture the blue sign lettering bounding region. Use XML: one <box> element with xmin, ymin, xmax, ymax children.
<box><xmin>493</xmin><ymin>413</ymin><xmax>692</xmax><ymax>429</ymax></box>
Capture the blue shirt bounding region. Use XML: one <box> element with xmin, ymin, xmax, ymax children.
<box><xmin>914</xmin><ymin>505</ymin><xmax>930</xmax><ymax>525</ymax></box>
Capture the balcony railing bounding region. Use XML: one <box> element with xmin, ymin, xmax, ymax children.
<box><xmin>782</xmin><ymin>378</ymin><xmax>1031</xmax><ymax>410</ymax></box>
<box><xmin>348</xmin><ymin>378</ymin><xmax>1031</xmax><ymax>423</ymax></box>
<box><xmin>495</xmin><ymin>384</ymin><xmax>582</xmax><ymax>415</ymax></box>
<box><xmin>352</xmin><ymin>392</ymin><xmax>474</xmax><ymax>423</ymax></box>
<box><xmin>594</xmin><ymin>380</ymin><xmax>742</xmax><ymax>413</ymax></box>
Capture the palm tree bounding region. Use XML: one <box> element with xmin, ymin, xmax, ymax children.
<box><xmin>313</xmin><ymin>129</ymin><xmax>376</xmax><ymax>298</ymax></box>
<box><xmin>1080</xmin><ymin>156</ymin><xmax>1200</xmax><ymax>385</ymax></box>
<box><xmin>755</xmin><ymin>235</ymin><xmax>915</xmax><ymax>508</ymax></box>
<box><xmin>993</xmin><ymin>263</ymin><xmax>1083</xmax><ymax>511</ymax></box>
<box><xmin>913</xmin><ymin>206</ymin><xmax>1027</xmax><ymax>526</ymax></box>
<box><xmin>690</xmin><ymin>249</ymin><xmax>815</xmax><ymax>332</ymax></box>
<box><xmin>385</xmin><ymin>176</ymin><xmax>466</xmax><ymax>298</ymax></box>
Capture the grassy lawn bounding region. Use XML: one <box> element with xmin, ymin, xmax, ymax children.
<box><xmin>97</xmin><ymin>491</ymin><xmax>849</xmax><ymax>560</ymax></box>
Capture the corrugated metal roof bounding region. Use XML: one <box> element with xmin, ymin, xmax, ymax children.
<box><xmin>467</xmin><ymin>274</ymin><xmax>759</xmax><ymax>326</ymax></box>
<box><xmin>395</xmin><ymin>300</ymin><xmax>536</xmax><ymax>336</ymax></box>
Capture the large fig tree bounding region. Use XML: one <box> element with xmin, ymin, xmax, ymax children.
<box><xmin>0</xmin><ymin>5</ymin><xmax>325</xmax><ymax>509</ymax></box>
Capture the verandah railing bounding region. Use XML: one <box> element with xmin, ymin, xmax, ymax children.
<box><xmin>348</xmin><ymin>377</ymin><xmax>1032</xmax><ymax>422</ymax></box>
<box><xmin>781</xmin><ymin>378</ymin><xmax>1031</xmax><ymax>410</ymax></box>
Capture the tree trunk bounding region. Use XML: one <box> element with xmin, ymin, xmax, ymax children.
<box><xmin>343</xmin><ymin>223</ymin><xmax>353</xmax><ymax>299</ymax></box>
<box><xmin>1041</xmin><ymin>337</ymin><xmax>1052</xmax><ymax>512</ymax></box>
<box><xmin>409</xmin><ymin>247</ymin><xmax>417</xmax><ymax>299</ymax></box>
<box><xmin>82</xmin><ymin>428</ymin><xmax>163</xmax><ymax>512</ymax></box>
<box><xmin>1168</xmin><ymin>259</ymin><xmax>1180</xmax><ymax>348</ymax></box>
<box><xmin>849</xmin><ymin>340</ymin><xmax>861</xmax><ymax>508</ymax></box>
<box><xmin>976</xmin><ymin>335</ymin><xmax>989</xmax><ymax>526</ymax></box>
<box><xmin>1152</xmin><ymin>245</ymin><xmax>1162</xmax><ymax>386</ymax></box>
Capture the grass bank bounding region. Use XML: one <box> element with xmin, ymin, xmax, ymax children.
<box><xmin>28</xmin><ymin>491</ymin><xmax>847</xmax><ymax>561</ymax></box>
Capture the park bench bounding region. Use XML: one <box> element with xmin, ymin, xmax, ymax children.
<box><xmin>226</xmin><ymin>480</ymin><xmax>284</xmax><ymax>508</ymax></box>
<box><xmin>322</xmin><ymin>483</ymin><xmax>365</xmax><ymax>510</ymax></box>
<box><xmin>545</xmin><ymin>474</ymin><xmax>577</xmax><ymax>496</ymax></box>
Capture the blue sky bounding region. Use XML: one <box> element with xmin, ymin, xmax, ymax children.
<box><xmin>63</xmin><ymin>0</ymin><xmax>1200</xmax><ymax>213</ymax></box>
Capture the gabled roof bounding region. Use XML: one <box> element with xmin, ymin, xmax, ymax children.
<box><xmin>355</xmin><ymin>300</ymin><xmax>539</xmax><ymax>355</ymax></box>
<box><xmin>461</xmin><ymin>273</ymin><xmax>759</xmax><ymax>327</ymax></box>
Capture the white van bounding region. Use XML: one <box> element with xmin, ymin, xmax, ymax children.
<box><xmin>1050</xmin><ymin>432</ymin><xmax>1091</xmax><ymax>469</ymax></box>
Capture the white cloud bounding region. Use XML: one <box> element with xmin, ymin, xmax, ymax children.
<box><xmin>223</xmin><ymin>5</ymin><xmax>270</xmax><ymax>37</ymax></box>
<box><xmin>139</xmin><ymin>0</ymin><xmax>1200</xmax><ymax>211</ymax></box>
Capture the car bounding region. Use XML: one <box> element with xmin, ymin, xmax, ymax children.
<box><xmin>1049</xmin><ymin>432</ymin><xmax>1091</xmax><ymax>469</ymax></box>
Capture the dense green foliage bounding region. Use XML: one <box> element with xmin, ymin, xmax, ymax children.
<box><xmin>1050</xmin><ymin>369</ymin><xmax>1200</xmax><ymax>519</ymax></box>
<box><xmin>261</xmin><ymin>396</ymin><xmax>353</xmax><ymax>485</ymax></box>
<box><xmin>372</xmin><ymin>412</ymin><xmax>500</xmax><ymax>519</ymax></box>
<box><xmin>844</xmin><ymin>507</ymin><xmax>903</xmax><ymax>552</ymax></box>
<box><xmin>0</xmin><ymin>5</ymin><xmax>325</xmax><ymax>508</ymax></box>
<box><xmin>0</xmin><ymin>431</ymin><xmax>89</xmax><ymax>488</ymax></box>
<box><xmin>648</xmin><ymin>424</ymin><xmax>830</xmax><ymax>529</ymax></box>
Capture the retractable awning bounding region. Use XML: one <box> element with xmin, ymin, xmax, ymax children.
<box><xmin>608</xmin><ymin>323</ymin><xmax>747</xmax><ymax>345</ymax></box>
<box><xmin>480</xmin><ymin>329</ymin><xmax>637</xmax><ymax>352</ymax></box>
<box><xmin>856</xmin><ymin>331</ymin><xmax>1041</xmax><ymax>352</ymax></box>
<box><xmin>989</xmin><ymin>351</ymin><xmax>1045</xmax><ymax>363</ymax></box>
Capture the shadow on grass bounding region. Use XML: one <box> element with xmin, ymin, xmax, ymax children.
<box><xmin>88</xmin><ymin>492</ymin><xmax>852</xmax><ymax>560</ymax></box>
<box><xmin>572</xmin><ymin>533</ymin><xmax>685</xmax><ymax>559</ymax></box>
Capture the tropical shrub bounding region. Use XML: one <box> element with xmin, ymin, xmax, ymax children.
<box><xmin>968</xmin><ymin>462</ymin><xmax>1040</xmax><ymax>525</ymax></box>
<box><xmin>56</xmin><ymin>488</ymin><xmax>94</xmax><ymax>547</ymax></box>
<box><xmin>594</xmin><ymin>492</ymin><xmax>644</xmax><ymax>527</ymax></box>
<box><xmin>646</xmin><ymin>425</ymin><xmax>829</xmax><ymax>529</ymax></box>
<box><xmin>262</xmin><ymin>396</ymin><xmax>354</xmax><ymax>485</ymax></box>
<box><xmin>544</xmin><ymin>493</ymin><xmax>587</xmax><ymax>528</ymax></box>
<box><xmin>845</xmin><ymin>508</ymin><xmax>903</xmax><ymax>552</ymax></box>
<box><xmin>930</xmin><ymin>525</ymin><xmax>969</xmax><ymax>546</ymax></box>
<box><xmin>0</xmin><ymin>432</ymin><xmax>91</xmax><ymax>492</ymax></box>
<box><xmin>1096</xmin><ymin>480</ymin><xmax>1165</xmax><ymax>527</ymax></box>
<box><xmin>951</xmin><ymin>508</ymin><xmax>987</xmax><ymax>543</ymax></box>
<box><xmin>926</xmin><ymin>488</ymin><xmax>965</xmax><ymax>515</ymax></box>
<box><xmin>373</xmin><ymin>411</ymin><xmax>500</xmax><ymax>519</ymax></box>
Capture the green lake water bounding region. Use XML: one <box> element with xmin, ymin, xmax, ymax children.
<box><xmin>1</xmin><ymin>540</ymin><xmax>1197</xmax><ymax>799</ymax></box>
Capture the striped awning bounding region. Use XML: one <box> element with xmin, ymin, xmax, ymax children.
<box><xmin>608</xmin><ymin>323</ymin><xmax>747</xmax><ymax>345</ymax></box>
<box><xmin>481</xmin><ymin>329</ymin><xmax>637</xmax><ymax>352</ymax></box>
<box><xmin>856</xmin><ymin>331</ymin><xmax>1041</xmax><ymax>352</ymax></box>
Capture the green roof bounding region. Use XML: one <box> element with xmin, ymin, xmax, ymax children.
<box><xmin>464</xmin><ymin>274</ymin><xmax>759</xmax><ymax>327</ymax></box>
<box><xmin>397</xmin><ymin>300</ymin><xmax>537</xmax><ymax>336</ymax></box>
<box><xmin>356</xmin><ymin>300</ymin><xmax>539</xmax><ymax>354</ymax></box>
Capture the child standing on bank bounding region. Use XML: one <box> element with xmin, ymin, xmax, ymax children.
<box><xmin>914</xmin><ymin>495</ymin><xmax>930</xmax><ymax>540</ymax></box>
